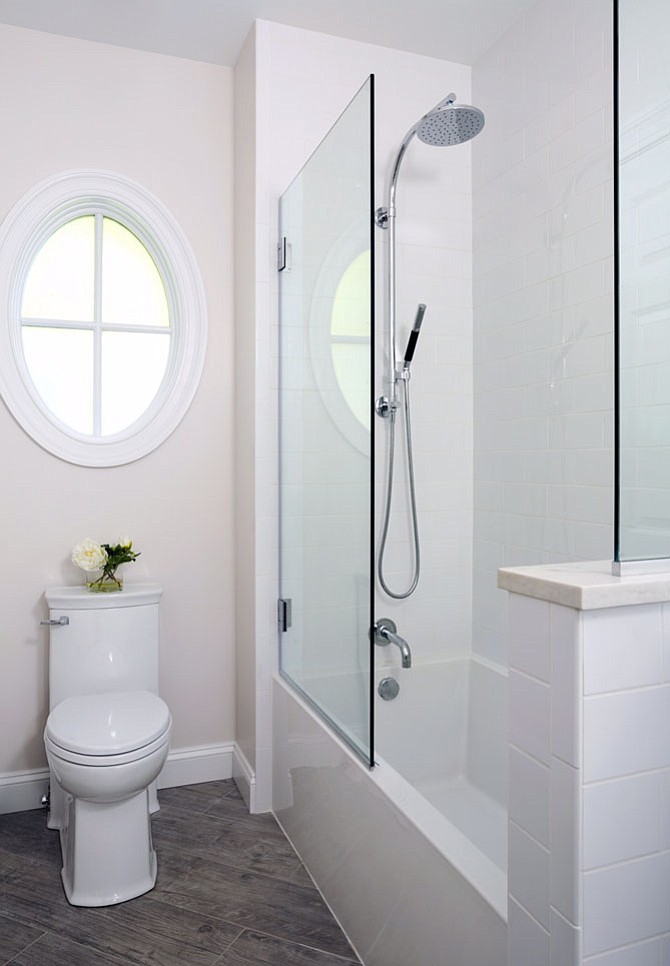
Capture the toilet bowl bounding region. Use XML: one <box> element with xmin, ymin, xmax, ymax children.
<box><xmin>44</xmin><ymin>689</ymin><xmax>171</xmax><ymax>906</ymax></box>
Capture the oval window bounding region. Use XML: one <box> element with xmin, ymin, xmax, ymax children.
<box><xmin>0</xmin><ymin>171</ymin><xmax>207</xmax><ymax>466</ymax></box>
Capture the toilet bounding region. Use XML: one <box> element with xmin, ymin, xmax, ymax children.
<box><xmin>43</xmin><ymin>583</ymin><xmax>171</xmax><ymax>907</ymax></box>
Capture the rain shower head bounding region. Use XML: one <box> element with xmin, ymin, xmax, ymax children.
<box><xmin>416</xmin><ymin>97</ymin><xmax>485</xmax><ymax>146</ymax></box>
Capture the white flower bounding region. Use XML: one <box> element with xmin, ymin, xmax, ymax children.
<box><xmin>71</xmin><ymin>538</ymin><xmax>108</xmax><ymax>573</ymax></box>
<box><xmin>119</xmin><ymin>536</ymin><xmax>133</xmax><ymax>549</ymax></box>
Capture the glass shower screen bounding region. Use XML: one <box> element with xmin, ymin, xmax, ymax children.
<box><xmin>616</xmin><ymin>0</ymin><xmax>670</xmax><ymax>564</ymax></box>
<box><xmin>278</xmin><ymin>77</ymin><xmax>375</xmax><ymax>764</ymax></box>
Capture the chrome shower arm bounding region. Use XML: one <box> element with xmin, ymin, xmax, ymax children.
<box><xmin>384</xmin><ymin>130</ymin><xmax>416</xmax><ymax>399</ymax></box>
<box><xmin>388</xmin><ymin>96</ymin><xmax>457</xmax><ymax>211</ymax></box>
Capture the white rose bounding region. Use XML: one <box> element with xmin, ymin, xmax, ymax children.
<box><xmin>119</xmin><ymin>536</ymin><xmax>133</xmax><ymax>549</ymax></box>
<box><xmin>71</xmin><ymin>538</ymin><xmax>108</xmax><ymax>573</ymax></box>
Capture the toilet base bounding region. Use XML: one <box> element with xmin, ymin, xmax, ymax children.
<box><xmin>59</xmin><ymin>787</ymin><xmax>157</xmax><ymax>906</ymax></box>
<box><xmin>48</xmin><ymin>776</ymin><xmax>160</xmax><ymax>831</ymax></box>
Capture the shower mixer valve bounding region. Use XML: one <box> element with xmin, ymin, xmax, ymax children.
<box><xmin>375</xmin><ymin>394</ymin><xmax>396</xmax><ymax>418</ymax></box>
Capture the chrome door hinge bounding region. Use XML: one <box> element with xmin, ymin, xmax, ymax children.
<box><xmin>278</xmin><ymin>598</ymin><xmax>292</xmax><ymax>632</ymax></box>
<box><xmin>277</xmin><ymin>237</ymin><xmax>291</xmax><ymax>272</ymax></box>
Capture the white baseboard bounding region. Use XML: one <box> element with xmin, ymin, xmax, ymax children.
<box><xmin>1</xmin><ymin>742</ymin><xmax>235</xmax><ymax>815</ymax></box>
<box><xmin>0</xmin><ymin>768</ymin><xmax>50</xmax><ymax>815</ymax></box>
<box><xmin>232</xmin><ymin>742</ymin><xmax>256</xmax><ymax>812</ymax></box>
<box><xmin>157</xmin><ymin>742</ymin><xmax>234</xmax><ymax>790</ymax></box>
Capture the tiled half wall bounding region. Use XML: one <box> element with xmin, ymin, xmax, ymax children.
<box><xmin>504</xmin><ymin>564</ymin><xmax>670</xmax><ymax>964</ymax></box>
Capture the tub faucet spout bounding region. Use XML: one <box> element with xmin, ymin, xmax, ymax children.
<box><xmin>374</xmin><ymin>619</ymin><xmax>412</xmax><ymax>669</ymax></box>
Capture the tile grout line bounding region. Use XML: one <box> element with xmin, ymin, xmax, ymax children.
<box><xmin>213</xmin><ymin>924</ymin><xmax>363</xmax><ymax>965</ymax></box>
<box><xmin>1</xmin><ymin>780</ymin><xmax>359</xmax><ymax>965</ymax></box>
<box><xmin>3</xmin><ymin>930</ymin><xmax>48</xmax><ymax>966</ymax></box>
<box><xmin>209</xmin><ymin>924</ymin><xmax>246</xmax><ymax>963</ymax></box>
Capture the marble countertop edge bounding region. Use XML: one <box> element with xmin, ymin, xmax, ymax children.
<box><xmin>497</xmin><ymin>560</ymin><xmax>670</xmax><ymax>610</ymax></box>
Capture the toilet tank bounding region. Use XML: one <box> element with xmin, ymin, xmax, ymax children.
<box><xmin>44</xmin><ymin>584</ymin><xmax>163</xmax><ymax>710</ymax></box>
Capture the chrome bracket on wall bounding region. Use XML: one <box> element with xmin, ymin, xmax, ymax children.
<box><xmin>375</xmin><ymin>206</ymin><xmax>389</xmax><ymax>229</ymax></box>
<box><xmin>375</xmin><ymin>395</ymin><xmax>396</xmax><ymax>418</ymax></box>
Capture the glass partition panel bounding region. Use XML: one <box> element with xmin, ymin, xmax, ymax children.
<box><xmin>278</xmin><ymin>77</ymin><xmax>375</xmax><ymax>764</ymax></box>
<box><xmin>617</xmin><ymin>0</ymin><xmax>670</xmax><ymax>563</ymax></box>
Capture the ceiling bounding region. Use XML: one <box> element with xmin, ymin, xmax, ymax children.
<box><xmin>0</xmin><ymin>0</ymin><xmax>536</xmax><ymax>68</ymax></box>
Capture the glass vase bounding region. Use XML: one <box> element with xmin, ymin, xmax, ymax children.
<box><xmin>86</xmin><ymin>570</ymin><xmax>123</xmax><ymax>593</ymax></box>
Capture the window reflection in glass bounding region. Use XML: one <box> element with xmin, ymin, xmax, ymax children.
<box><xmin>330</xmin><ymin>249</ymin><xmax>371</xmax><ymax>430</ymax></box>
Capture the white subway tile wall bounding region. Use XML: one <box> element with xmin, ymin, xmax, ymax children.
<box><xmin>583</xmin><ymin>597</ymin><xmax>670</xmax><ymax>961</ymax></box>
<box><xmin>509</xmin><ymin>591</ymin><xmax>670</xmax><ymax>963</ymax></box>
<box><xmin>373</xmin><ymin>80</ymin><xmax>474</xmax><ymax>667</ymax></box>
<box><xmin>550</xmin><ymin>756</ymin><xmax>581</xmax><ymax>925</ymax></box>
<box><xmin>509</xmin><ymin>896</ymin><xmax>550</xmax><ymax>966</ymax></box>
<box><xmin>551</xmin><ymin>909</ymin><xmax>580</xmax><ymax>966</ymax></box>
<box><xmin>585</xmin><ymin>939</ymin><xmax>665</xmax><ymax>966</ymax></box>
<box><xmin>472</xmin><ymin>0</ymin><xmax>614</xmax><ymax>671</ymax></box>
<box><xmin>509</xmin><ymin>745</ymin><xmax>550</xmax><ymax>847</ymax></box>
<box><xmin>550</xmin><ymin>602</ymin><xmax>583</xmax><ymax>768</ymax></box>
<box><xmin>509</xmin><ymin>593</ymin><xmax>583</xmax><ymax>964</ymax></box>
<box><xmin>509</xmin><ymin>820</ymin><xmax>550</xmax><ymax>929</ymax></box>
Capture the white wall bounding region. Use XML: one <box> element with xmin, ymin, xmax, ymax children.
<box><xmin>472</xmin><ymin>0</ymin><xmax>614</xmax><ymax>668</ymax></box>
<box><xmin>233</xmin><ymin>25</ymin><xmax>258</xmax><ymax>784</ymax></box>
<box><xmin>0</xmin><ymin>25</ymin><xmax>235</xmax><ymax>779</ymax></box>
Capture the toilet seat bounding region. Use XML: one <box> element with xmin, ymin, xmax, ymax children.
<box><xmin>46</xmin><ymin>690</ymin><xmax>171</xmax><ymax>764</ymax></box>
<box><xmin>45</xmin><ymin>728</ymin><xmax>171</xmax><ymax>767</ymax></box>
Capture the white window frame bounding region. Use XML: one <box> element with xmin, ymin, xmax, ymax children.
<box><xmin>0</xmin><ymin>170</ymin><xmax>207</xmax><ymax>466</ymax></box>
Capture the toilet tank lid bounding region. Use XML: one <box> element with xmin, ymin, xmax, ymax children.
<box><xmin>46</xmin><ymin>690</ymin><xmax>171</xmax><ymax>756</ymax></box>
<box><xmin>45</xmin><ymin>582</ymin><xmax>162</xmax><ymax>610</ymax></box>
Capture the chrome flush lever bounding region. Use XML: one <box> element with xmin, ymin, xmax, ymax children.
<box><xmin>40</xmin><ymin>616</ymin><xmax>69</xmax><ymax>626</ymax></box>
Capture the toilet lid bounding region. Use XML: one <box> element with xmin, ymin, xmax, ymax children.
<box><xmin>46</xmin><ymin>690</ymin><xmax>170</xmax><ymax>756</ymax></box>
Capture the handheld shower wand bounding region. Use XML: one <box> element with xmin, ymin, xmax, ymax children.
<box><xmin>403</xmin><ymin>303</ymin><xmax>426</xmax><ymax>369</ymax></box>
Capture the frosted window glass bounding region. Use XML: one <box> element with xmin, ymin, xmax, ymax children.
<box><xmin>22</xmin><ymin>327</ymin><xmax>93</xmax><ymax>434</ymax></box>
<box><xmin>101</xmin><ymin>331</ymin><xmax>170</xmax><ymax>435</ymax></box>
<box><xmin>101</xmin><ymin>218</ymin><xmax>169</xmax><ymax>327</ymax></box>
<box><xmin>331</xmin><ymin>344</ymin><xmax>370</xmax><ymax>429</ymax></box>
<box><xmin>21</xmin><ymin>217</ymin><xmax>94</xmax><ymax>322</ymax></box>
<box><xmin>331</xmin><ymin>250</ymin><xmax>370</xmax><ymax>336</ymax></box>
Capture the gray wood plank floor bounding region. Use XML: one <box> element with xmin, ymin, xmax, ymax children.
<box><xmin>0</xmin><ymin>780</ymin><xmax>361</xmax><ymax>965</ymax></box>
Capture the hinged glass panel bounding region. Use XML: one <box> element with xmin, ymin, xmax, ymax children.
<box><xmin>278</xmin><ymin>76</ymin><xmax>375</xmax><ymax>765</ymax></box>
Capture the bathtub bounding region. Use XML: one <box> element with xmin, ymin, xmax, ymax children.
<box><xmin>272</xmin><ymin>657</ymin><xmax>508</xmax><ymax>966</ymax></box>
